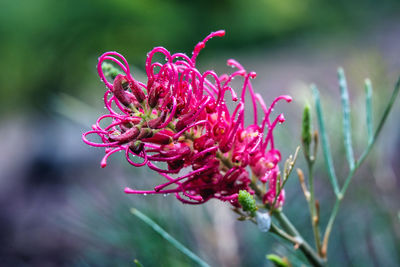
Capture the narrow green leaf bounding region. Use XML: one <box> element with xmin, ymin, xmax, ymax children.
<box><xmin>266</xmin><ymin>254</ymin><xmax>290</xmax><ymax>267</ymax></box>
<box><xmin>364</xmin><ymin>79</ymin><xmax>373</xmax><ymax>144</ymax></box>
<box><xmin>340</xmin><ymin>76</ymin><xmax>400</xmax><ymax>195</ymax></box>
<box><xmin>130</xmin><ymin>208</ymin><xmax>210</xmax><ymax>267</ymax></box>
<box><xmin>134</xmin><ymin>259</ymin><xmax>144</xmax><ymax>267</ymax></box>
<box><xmin>338</xmin><ymin>68</ymin><xmax>355</xmax><ymax>170</ymax></box>
<box><xmin>311</xmin><ymin>85</ymin><xmax>341</xmax><ymax>197</ymax></box>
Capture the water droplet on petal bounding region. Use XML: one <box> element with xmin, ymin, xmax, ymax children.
<box><xmin>143</xmin><ymin>193</ymin><xmax>147</xmax><ymax>196</ymax></box>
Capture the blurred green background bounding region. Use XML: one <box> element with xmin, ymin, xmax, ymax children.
<box><xmin>1</xmin><ymin>0</ymin><xmax>399</xmax><ymax>266</ymax></box>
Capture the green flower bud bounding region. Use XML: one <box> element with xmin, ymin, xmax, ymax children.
<box><xmin>238</xmin><ymin>190</ymin><xmax>257</xmax><ymax>215</ymax></box>
<box><xmin>301</xmin><ymin>104</ymin><xmax>312</xmax><ymax>158</ymax></box>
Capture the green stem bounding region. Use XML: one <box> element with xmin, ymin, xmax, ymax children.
<box><xmin>274</xmin><ymin>211</ymin><xmax>326</xmax><ymax>267</ymax></box>
<box><xmin>131</xmin><ymin>208</ymin><xmax>210</xmax><ymax>267</ymax></box>
<box><xmin>307</xmin><ymin>163</ymin><xmax>322</xmax><ymax>255</ymax></box>
<box><xmin>270</xmin><ymin>223</ymin><xmax>300</xmax><ymax>244</ymax></box>
<box><xmin>250</xmin><ymin>179</ymin><xmax>265</xmax><ymax>199</ymax></box>
<box><xmin>321</xmin><ymin>196</ymin><xmax>341</xmax><ymax>257</ymax></box>
<box><xmin>249</xmin><ymin>179</ymin><xmax>325</xmax><ymax>266</ymax></box>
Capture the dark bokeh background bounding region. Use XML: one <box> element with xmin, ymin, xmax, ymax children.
<box><xmin>1</xmin><ymin>0</ymin><xmax>400</xmax><ymax>266</ymax></box>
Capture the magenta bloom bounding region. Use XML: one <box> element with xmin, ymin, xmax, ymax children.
<box><xmin>82</xmin><ymin>30</ymin><xmax>291</xmax><ymax>207</ymax></box>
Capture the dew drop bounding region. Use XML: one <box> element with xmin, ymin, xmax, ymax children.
<box><xmin>143</xmin><ymin>193</ymin><xmax>147</xmax><ymax>196</ymax></box>
<box><xmin>163</xmin><ymin>194</ymin><xmax>167</xmax><ymax>197</ymax></box>
<box><xmin>256</xmin><ymin>212</ymin><xmax>271</xmax><ymax>232</ymax></box>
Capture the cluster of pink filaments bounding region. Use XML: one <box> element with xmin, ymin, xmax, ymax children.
<box><xmin>82</xmin><ymin>30</ymin><xmax>291</xmax><ymax>207</ymax></box>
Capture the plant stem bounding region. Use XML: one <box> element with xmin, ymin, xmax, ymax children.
<box><xmin>321</xmin><ymin>195</ymin><xmax>341</xmax><ymax>257</ymax></box>
<box><xmin>322</xmin><ymin>76</ymin><xmax>400</xmax><ymax>258</ymax></box>
<box><xmin>307</xmin><ymin>163</ymin><xmax>322</xmax><ymax>255</ymax></box>
<box><xmin>274</xmin><ymin>211</ymin><xmax>326</xmax><ymax>267</ymax></box>
<box><xmin>250</xmin><ymin>176</ymin><xmax>325</xmax><ymax>266</ymax></box>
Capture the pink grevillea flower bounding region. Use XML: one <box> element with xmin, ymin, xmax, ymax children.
<box><xmin>82</xmin><ymin>30</ymin><xmax>291</xmax><ymax>207</ymax></box>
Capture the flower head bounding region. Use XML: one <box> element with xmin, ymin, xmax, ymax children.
<box><xmin>82</xmin><ymin>30</ymin><xmax>291</xmax><ymax>207</ymax></box>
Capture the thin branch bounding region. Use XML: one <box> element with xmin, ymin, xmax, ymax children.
<box><xmin>273</xmin><ymin>211</ymin><xmax>326</xmax><ymax>267</ymax></box>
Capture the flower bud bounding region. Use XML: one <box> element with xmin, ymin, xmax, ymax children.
<box><xmin>142</xmin><ymin>131</ymin><xmax>173</xmax><ymax>145</ymax></box>
<box><xmin>175</xmin><ymin>110</ymin><xmax>196</xmax><ymax>131</ymax></box>
<box><xmin>113</xmin><ymin>74</ymin><xmax>134</xmax><ymax>106</ymax></box>
<box><xmin>219</xmin><ymin>137</ymin><xmax>233</xmax><ymax>153</ymax></box>
<box><xmin>109</xmin><ymin>126</ymin><xmax>140</xmax><ymax>143</ymax></box>
<box><xmin>193</xmin><ymin>135</ymin><xmax>215</xmax><ymax>151</ymax></box>
<box><xmin>148</xmin><ymin>111</ymin><xmax>167</xmax><ymax>129</ymax></box>
<box><xmin>301</xmin><ymin>104</ymin><xmax>312</xmax><ymax>158</ymax></box>
<box><xmin>160</xmin><ymin>143</ymin><xmax>191</xmax><ymax>158</ymax></box>
<box><xmin>168</xmin><ymin>159</ymin><xmax>185</xmax><ymax>171</ymax></box>
<box><xmin>129</xmin><ymin>140</ymin><xmax>144</xmax><ymax>155</ymax></box>
<box><xmin>137</xmin><ymin>128</ymin><xmax>153</xmax><ymax>139</ymax></box>
<box><xmin>147</xmin><ymin>80</ymin><xmax>166</xmax><ymax>108</ymax></box>
<box><xmin>238</xmin><ymin>190</ymin><xmax>257</xmax><ymax>215</ymax></box>
<box><xmin>129</xmin><ymin>80</ymin><xmax>146</xmax><ymax>104</ymax></box>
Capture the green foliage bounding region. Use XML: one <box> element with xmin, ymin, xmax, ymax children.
<box><xmin>102</xmin><ymin>62</ymin><xmax>123</xmax><ymax>81</ymax></box>
<box><xmin>130</xmin><ymin>208</ymin><xmax>210</xmax><ymax>267</ymax></box>
<box><xmin>338</xmin><ymin>68</ymin><xmax>355</xmax><ymax>170</ymax></box>
<box><xmin>364</xmin><ymin>78</ymin><xmax>373</xmax><ymax>144</ymax></box>
<box><xmin>133</xmin><ymin>259</ymin><xmax>143</xmax><ymax>267</ymax></box>
<box><xmin>266</xmin><ymin>254</ymin><xmax>290</xmax><ymax>267</ymax></box>
<box><xmin>1</xmin><ymin>0</ymin><xmax>399</xmax><ymax>115</ymax></box>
